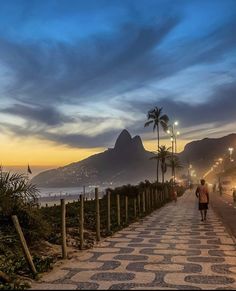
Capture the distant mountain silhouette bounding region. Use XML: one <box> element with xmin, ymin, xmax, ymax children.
<box><xmin>32</xmin><ymin>131</ymin><xmax>236</xmax><ymax>187</ymax></box>
<box><xmin>179</xmin><ymin>133</ymin><xmax>236</xmax><ymax>176</ymax></box>
<box><xmin>32</xmin><ymin>129</ymin><xmax>155</xmax><ymax>187</ymax></box>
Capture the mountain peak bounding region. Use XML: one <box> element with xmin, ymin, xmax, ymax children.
<box><xmin>114</xmin><ymin>130</ymin><xmax>145</xmax><ymax>155</ymax></box>
<box><xmin>132</xmin><ymin>135</ymin><xmax>145</xmax><ymax>152</ymax></box>
<box><xmin>114</xmin><ymin>129</ymin><xmax>132</xmax><ymax>150</ymax></box>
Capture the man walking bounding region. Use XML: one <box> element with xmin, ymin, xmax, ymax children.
<box><xmin>196</xmin><ymin>179</ymin><xmax>209</xmax><ymax>221</ymax></box>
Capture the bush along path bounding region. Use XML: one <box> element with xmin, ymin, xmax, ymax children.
<box><xmin>31</xmin><ymin>190</ymin><xmax>236</xmax><ymax>290</ymax></box>
<box><xmin>0</xmin><ymin>171</ymin><xmax>184</xmax><ymax>290</ymax></box>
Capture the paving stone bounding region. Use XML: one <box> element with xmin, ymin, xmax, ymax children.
<box><xmin>98</xmin><ymin>261</ymin><xmax>121</xmax><ymax>271</ymax></box>
<box><xmin>91</xmin><ymin>247</ymin><xmax>121</xmax><ymax>253</ymax></box>
<box><xmin>31</xmin><ymin>190</ymin><xmax>236</xmax><ymax>290</ymax></box>
<box><xmin>41</xmin><ymin>269</ymin><xmax>70</xmax><ymax>282</ymax></box>
<box><xmin>113</xmin><ymin>255</ymin><xmax>149</xmax><ymax>261</ymax></box>
<box><xmin>31</xmin><ymin>283</ymin><xmax>77</xmax><ymax>290</ymax></box>
<box><xmin>74</xmin><ymin>282</ymin><xmax>99</xmax><ymax>289</ymax></box>
<box><xmin>187</xmin><ymin>256</ymin><xmax>225</xmax><ymax>263</ymax></box>
<box><xmin>126</xmin><ymin>262</ymin><xmax>147</xmax><ymax>272</ymax></box>
<box><xmin>211</xmin><ymin>264</ymin><xmax>236</xmax><ymax>275</ymax></box>
<box><xmin>91</xmin><ymin>272</ymin><xmax>135</xmax><ymax>281</ymax></box>
<box><xmin>144</xmin><ymin>264</ymin><xmax>184</xmax><ymax>272</ymax></box>
<box><xmin>185</xmin><ymin>275</ymin><xmax>235</xmax><ymax>285</ymax></box>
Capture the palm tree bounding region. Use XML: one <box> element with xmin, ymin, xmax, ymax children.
<box><xmin>144</xmin><ymin>107</ymin><xmax>169</xmax><ymax>183</ymax></box>
<box><xmin>0</xmin><ymin>168</ymin><xmax>39</xmax><ymax>216</ymax></box>
<box><xmin>167</xmin><ymin>155</ymin><xmax>183</xmax><ymax>183</ymax></box>
<box><xmin>150</xmin><ymin>146</ymin><xmax>172</xmax><ymax>184</ymax></box>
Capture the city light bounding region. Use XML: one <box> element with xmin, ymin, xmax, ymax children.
<box><xmin>228</xmin><ymin>147</ymin><xmax>234</xmax><ymax>162</ymax></box>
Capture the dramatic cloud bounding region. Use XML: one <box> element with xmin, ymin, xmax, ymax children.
<box><xmin>0</xmin><ymin>121</ymin><xmax>121</xmax><ymax>148</ymax></box>
<box><xmin>0</xmin><ymin>15</ymin><xmax>234</xmax><ymax>107</ymax></box>
<box><xmin>1</xmin><ymin>104</ymin><xmax>74</xmax><ymax>126</ymax></box>
<box><xmin>125</xmin><ymin>80</ymin><xmax>236</xmax><ymax>138</ymax></box>
<box><xmin>0</xmin><ymin>17</ymin><xmax>180</xmax><ymax>105</ymax></box>
<box><xmin>0</xmin><ymin>0</ymin><xmax>236</xmax><ymax>153</ymax></box>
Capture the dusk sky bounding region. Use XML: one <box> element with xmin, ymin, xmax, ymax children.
<box><xmin>1</xmin><ymin>0</ymin><xmax>236</xmax><ymax>168</ymax></box>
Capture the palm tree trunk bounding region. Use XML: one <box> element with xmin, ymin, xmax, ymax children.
<box><xmin>157</xmin><ymin>125</ymin><xmax>160</xmax><ymax>183</ymax></box>
<box><xmin>174</xmin><ymin>166</ymin><xmax>176</xmax><ymax>182</ymax></box>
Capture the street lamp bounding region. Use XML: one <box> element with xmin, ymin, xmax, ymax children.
<box><xmin>228</xmin><ymin>147</ymin><xmax>234</xmax><ymax>162</ymax></box>
<box><xmin>175</xmin><ymin>131</ymin><xmax>180</xmax><ymax>153</ymax></box>
<box><xmin>166</xmin><ymin>121</ymin><xmax>180</xmax><ymax>186</ymax></box>
<box><xmin>167</xmin><ymin>121</ymin><xmax>179</xmax><ymax>154</ymax></box>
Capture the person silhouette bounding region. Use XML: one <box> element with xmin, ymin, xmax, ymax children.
<box><xmin>195</xmin><ymin>179</ymin><xmax>209</xmax><ymax>222</ymax></box>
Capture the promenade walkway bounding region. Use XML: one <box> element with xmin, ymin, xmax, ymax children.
<box><xmin>32</xmin><ymin>190</ymin><xmax>236</xmax><ymax>290</ymax></box>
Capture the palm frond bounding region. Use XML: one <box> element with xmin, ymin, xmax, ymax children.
<box><xmin>160</xmin><ymin>114</ymin><xmax>169</xmax><ymax>123</ymax></box>
<box><xmin>144</xmin><ymin>120</ymin><xmax>154</xmax><ymax>127</ymax></box>
<box><xmin>150</xmin><ymin>156</ymin><xmax>159</xmax><ymax>160</ymax></box>
<box><xmin>167</xmin><ymin>156</ymin><xmax>183</xmax><ymax>169</ymax></box>
<box><xmin>0</xmin><ymin>169</ymin><xmax>39</xmax><ymax>204</ymax></box>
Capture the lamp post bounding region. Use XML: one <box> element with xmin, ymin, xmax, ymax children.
<box><xmin>170</xmin><ymin>136</ymin><xmax>174</xmax><ymax>181</ymax></box>
<box><xmin>175</xmin><ymin>131</ymin><xmax>180</xmax><ymax>154</ymax></box>
<box><xmin>167</xmin><ymin>121</ymin><xmax>179</xmax><ymax>154</ymax></box>
<box><xmin>188</xmin><ymin>163</ymin><xmax>192</xmax><ymax>187</ymax></box>
<box><xmin>228</xmin><ymin>147</ymin><xmax>234</xmax><ymax>162</ymax></box>
<box><xmin>167</xmin><ymin>121</ymin><xmax>179</xmax><ymax>184</ymax></box>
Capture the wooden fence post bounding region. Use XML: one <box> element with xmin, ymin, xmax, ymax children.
<box><xmin>107</xmin><ymin>190</ymin><xmax>111</xmax><ymax>232</ymax></box>
<box><xmin>166</xmin><ymin>188</ymin><xmax>168</xmax><ymax>201</ymax></box>
<box><xmin>149</xmin><ymin>188</ymin><xmax>151</xmax><ymax>212</ymax></box>
<box><xmin>150</xmin><ymin>188</ymin><xmax>154</xmax><ymax>212</ymax></box>
<box><xmin>95</xmin><ymin>188</ymin><xmax>101</xmax><ymax>242</ymax></box>
<box><xmin>125</xmin><ymin>195</ymin><xmax>128</xmax><ymax>223</ymax></box>
<box><xmin>155</xmin><ymin>189</ymin><xmax>158</xmax><ymax>208</ymax></box>
<box><xmin>61</xmin><ymin>199</ymin><xmax>67</xmax><ymax>259</ymax></box>
<box><xmin>134</xmin><ymin>197</ymin><xmax>137</xmax><ymax>218</ymax></box>
<box><xmin>11</xmin><ymin>215</ymin><xmax>37</xmax><ymax>276</ymax></box>
<box><xmin>147</xmin><ymin>188</ymin><xmax>150</xmax><ymax>213</ymax></box>
<box><xmin>145</xmin><ymin>189</ymin><xmax>147</xmax><ymax>213</ymax></box>
<box><xmin>142</xmin><ymin>191</ymin><xmax>146</xmax><ymax>213</ymax></box>
<box><xmin>164</xmin><ymin>185</ymin><xmax>168</xmax><ymax>202</ymax></box>
<box><xmin>79</xmin><ymin>194</ymin><xmax>84</xmax><ymax>250</ymax></box>
<box><xmin>137</xmin><ymin>193</ymin><xmax>141</xmax><ymax>215</ymax></box>
<box><xmin>154</xmin><ymin>189</ymin><xmax>156</xmax><ymax>209</ymax></box>
<box><xmin>117</xmin><ymin>194</ymin><xmax>121</xmax><ymax>226</ymax></box>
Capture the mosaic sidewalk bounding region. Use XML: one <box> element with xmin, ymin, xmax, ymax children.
<box><xmin>31</xmin><ymin>190</ymin><xmax>236</xmax><ymax>290</ymax></box>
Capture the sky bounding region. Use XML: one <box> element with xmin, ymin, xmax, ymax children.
<box><xmin>0</xmin><ymin>0</ymin><xmax>236</xmax><ymax>169</ymax></box>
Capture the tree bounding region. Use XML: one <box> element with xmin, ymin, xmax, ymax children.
<box><xmin>150</xmin><ymin>146</ymin><xmax>171</xmax><ymax>184</ymax></box>
<box><xmin>0</xmin><ymin>168</ymin><xmax>50</xmax><ymax>242</ymax></box>
<box><xmin>167</xmin><ymin>155</ymin><xmax>183</xmax><ymax>183</ymax></box>
<box><xmin>0</xmin><ymin>169</ymin><xmax>39</xmax><ymax>217</ymax></box>
<box><xmin>144</xmin><ymin>107</ymin><xmax>169</xmax><ymax>183</ymax></box>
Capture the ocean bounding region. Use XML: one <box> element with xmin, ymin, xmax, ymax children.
<box><xmin>38</xmin><ymin>186</ymin><xmax>107</xmax><ymax>206</ymax></box>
